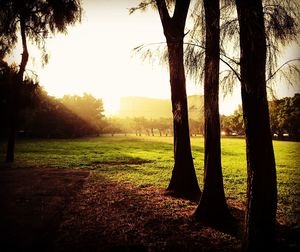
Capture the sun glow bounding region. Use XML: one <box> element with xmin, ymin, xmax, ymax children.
<box><xmin>24</xmin><ymin>0</ymin><xmax>173</xmax><ymax>116</ymax></box>
<box><xmin>6</xmin><ymin>0</ymin><xmax>300</xmax><ymax>117</ymax></box>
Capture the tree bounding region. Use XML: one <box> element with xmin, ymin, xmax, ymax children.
<box><xmin>235</xmin><ymin>0</ymin><xmax>277</xmax><ymax>250</ymax></box>
<box><xmin>133</xmin><ymin>117</ymin><xmax>147</xmax><ymax>136</ymax></box>
<box><xmin>131</xmin><ymin>1</ymin><xmax>201</xmax><ymax>199</ymax></box>
<box><xmin>153</xmin><ymin>0</ymin><xmax>201</xmax><ymax>200</ymax></box>
<box><xmin>182</xmin><ymin>0</ymin><xmax>300</xmax><ymax>100</ymax></box>
<box><xmin>61</xmin><ymin>93</ymin><xmax>105</xmax><ymax>132</ymax></box>
<box><xmin>189</xmin><ymin>118</ymin><xmax>202</xmax><ymax>136</ymax></box>
<box><xmin>104</xmin><ymin>117</ymin><xmax>123</xmax><ymax>136</ymax></box>
<box><xmin>0</xmin><ymin>0</ymin><xmax>82</xmax><ymax>162</ymax></box>
<box><xmin>145</xmin><ymin>119</ymin><xmax>156</xmax><ymax>136</ymax></box>
<box><xmin>0</xmin><ymin>61</ymin><xmax>17</xmax><ymax>138</ymax></box>
<box><xmin>284</xmin><ymin>94</ymin><xmax>300</xmax><ymax>140</ymax></box>
<box><xmin>156</xmin><ymin>117</ymin><xmax>172</xmax><ymax>136</ymax></box>
<box><xmin>222</xmin><ymin>106</ymin><xmax>244</xmax><ymax>136</ymax></box>
<box><xmin>269</xmin><ymin>94</ymin><xmax>300</xmax><ymax>140</ymax></box>
<box><xmin>193</xmin><ymin>0</ymin><xmax>232</xmax><ymax>225</ymax></box>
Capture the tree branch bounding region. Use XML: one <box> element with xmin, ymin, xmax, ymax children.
<box><xmin>133</xmin><ymin>41</ymin><xmax>241</xmax><ymax>81</ymax></box>
<box><xmin>219</xmin><ymin>57</ymin><xmax>241</xmax><ymax>81</ymax></box>
<box><xmin>184</xmin><ymin>42</ymin><xmax>240</xmax><ymax>66</ymax></box>
<box><xmin>266</xmin><ymin>58</ymin><xmax>300</xmax><ymax>82</ymax></box>
<box><xmin>173</xmin><ymin>0</ymin><xmax>191</xmax><ymax>29</ymax></box>
<box><xmin>155</xmin><ymin>0</ymin><xmax>171</xmax><ymax>29</ymax></box>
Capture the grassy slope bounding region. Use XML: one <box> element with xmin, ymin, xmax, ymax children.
<box><xmin>1</xmin><ymin>136</ymin><xmax>299</xmax><ymax>226</ymax></box>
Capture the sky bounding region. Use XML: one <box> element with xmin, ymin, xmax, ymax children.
<box><xmin>7</xmin><ymin>0</ymin><xmax>300</xmax><ymax>115</ymax></box>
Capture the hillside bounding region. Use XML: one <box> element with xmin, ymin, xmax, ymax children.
<box><xmin>118</xmin><ymin>95</ymin><xmax>204</xmax><ymax>119</ymax></box>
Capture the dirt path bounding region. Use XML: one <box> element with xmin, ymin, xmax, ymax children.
<box><xmin>0</xmin><ymin>166</ymin><xmax>90</xmax><ymax>251</ymax></box>
<box><xmin>0</xmin><ymin>166</ymin><xmax>298</xmax><ymax>251</ymax></box>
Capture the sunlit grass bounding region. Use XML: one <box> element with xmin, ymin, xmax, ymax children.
<box><xmin>1</xmin><ymin>135</ymin><xmax>298</xmax><ymax>225</ymax></box>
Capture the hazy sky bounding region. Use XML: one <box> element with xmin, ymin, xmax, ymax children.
<box><xmin>8</xmin><ymin>0</ymin><xmax>300</xmax><ymax>115</ymax></box>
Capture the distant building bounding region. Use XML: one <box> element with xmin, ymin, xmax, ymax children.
<box><xmin>118</xmin><ymin>95</ymin><xmax>204</xmax><ymax>119</ymax></box>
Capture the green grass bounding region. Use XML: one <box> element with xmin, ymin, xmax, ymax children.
<box><xmin>1</xmin><ymin>135</ymin><xmax>299</xmax><ymax>225</ymax></box>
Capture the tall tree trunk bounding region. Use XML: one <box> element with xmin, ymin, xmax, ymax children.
<box><xmin>6</xmin><ymin>14</ymin><xmax>28</xmax><ymax>163</ymax></box>
<box><xmin>166</xmin><ymin>40</ymin><xmax>200</xmax><ymax>200</ymax></box>
<box><xmin>156</xmin><ymin>0</ymin><xmax>201</xmax><ymax>200</ymax></box>
<box><xmin>235</xmin><ymin>0</ymin><xmax>277</xmax><ymax>250</ymax></box>
<box><xmin>194</xmin><ymin>0</ymin><xmax>231</xmax><ymax>225</ymax></box>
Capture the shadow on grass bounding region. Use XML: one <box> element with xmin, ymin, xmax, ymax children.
<box><xmin>0</xmin><ymin>166</ymin><xmax>297</xmax><ymax>252</ymax></box>
<box><xmin>0</xmin><ymin>166</ymin><xmax>90</xmax><ymax>252</ymax></box>
<box><xmin>54</xmin><ymin>173</ymin><xmax>242</xmax><ymax>252</ymax></box>
<box><xmin>276</xmin><ymin>223</ymin><xmax>300</xmax><ymax>251</ymax></box>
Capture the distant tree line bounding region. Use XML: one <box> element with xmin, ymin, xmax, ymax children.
<box><xmin>221</xmin><ymin>94</ymin><xmax>300</xmax><ymax>140</ymax></box>
<box><xmin>1</xmin><ymin>64</ymin><xmax>298</xmax><ymax>140</ymax></box>
<box><xmin>220</xmin><ymin>106</ymin><xmax>244</xmax><ymax>136</ymax></box>
<box><xmin>105</xmin><ymin>94</ymin><xmax>300</xmax><ymax>141</ymax></box>
<box><xmin>269</xmin><ymin>94</ymin><xmax>300</xmax><ymax>140</ymax></box>
<box><xmin>21</xmin><ymin>92</ymin><xmax>105</xmax><ymax>138</ymax></box>
<box><xmin>0</xmin><ymin>64</ymin><xmax>105</xmax><ymax>138</ymax></box>
<box><xmin>104</xmin><ymin>117</ymin><xmax>172</xmax><ymax>137</ymax></box>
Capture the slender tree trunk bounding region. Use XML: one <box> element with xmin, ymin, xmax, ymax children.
<box><xmin>194</xmin><ymin>0</ymin><xmax>231</xmax><ymax>225</ymax></box>
<box><xmin>6</xmin><ymin>14</ymin><xmax>28</xmax><ymax>162</ymax></box>
<box><xmin>166</xmin><ymin>40</ymin><xmax>200</xmax><ymax>200</ymax></box>
<box><xmin>155</xmin><ymin>0</ymin><xmax>201</xmax><ymax>200</ymax></box>
<box><xmin>6</xmin><ymin>79</ymin><xmax>17</xmax><ymax>162</ymax></box>
<box><xmin>235</xmin><ymin>1</ymin><xmax>277</xmax><ymax>250</ymax></box>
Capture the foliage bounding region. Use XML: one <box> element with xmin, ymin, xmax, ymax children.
<box><xmin>22</xmin><ymin>92</ymin><xmax>103</xmax><ymax>138</ymax></box>
<box><xmin>0</xmin><ymin>72</ymin><xmax>106</xmax><ymax>139</ymax></box>
<box><xmin>220</xmin><ymin>105</ymin><xmax>244</xmax><ymax>136</ymax></box>
<box><xmin>219</xmin><ymin>0</ymin><xmax>300</xmax><ymax>94</ymax></box>
<box><xmin>269</xmin><ymin>93</ymin><xmax>300</xmax><ymax>140</ymax></box>
<box><xmin>0</xmin><ymin>0</ymin><xmax>82</xmax><ymax>62</ymax></box>
<box><xmin>0</xmin><ymin>61</ymin><xmax>14</xmax><ymax>131</ymax></box>
<box><xmin>219</xmin><ymin>94</ymin><xmax>300</xmax><ymax>139</ymax></box>
<box><xmin>61</xmin><ymin>93</ymin><xmax>105</xmax><ymax>131</ymax></box>
<box><xmin>103</xmin><ymin>117</ymin><xmax>173</xmax><ymax>137</ymax></box>
<box><xmin>0</xmin><ymin>60</ymin><xmax>39</xmax><ymax>137</ymax></box>
<box><xmin>104</xmin><ymin>116</ymin><xmax>204</xmax><ymax>138</ymax></box>
<box><xmin>132</xmin><ymin>0</ymin><xmax>299</xmax><ymax>98</ymax></box>
<box><xmin>189</xmin><ymin>118</ymin><xmax>204</xmax><ymax>136</ymax></box>
<box><xmin>26</xmin><ymin>91</ymin><xmax>106</xmax><ymax>138</ymax></box>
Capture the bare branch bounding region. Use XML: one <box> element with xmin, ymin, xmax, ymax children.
<box><xmin>266</xmin><ymin>58</ymin><xmax>300</xmax><ymax>82</ymax></box>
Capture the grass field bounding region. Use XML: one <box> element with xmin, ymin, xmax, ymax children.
<box><xmin>1</xmin><ymin>135</ymin><xmax>299</xmax><ymax>226</ymax></box>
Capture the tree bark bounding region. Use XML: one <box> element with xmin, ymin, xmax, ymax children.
<box><xmin>6</xmin><ymin>13</ymin><xmax>28</xmax><ymax>162</ymax></box>
<box><xmin>6</xmin><ymin>78</ymin><xmax>17</xmax><ymax>162</ymax></box>
<box><xmin>156</xmin><ymin>0</ymin><xmax>201</xmax><ymax>200</ymax></box>
<box><xmin>166</xmin><ymin>40</ymin><xmax>200</xmax><ymax>200</ymax></box>
<box><xmin>194</xmin><ymin>0</ymin><xmax>231</xmax><ymax>225</ymax></box>
<box><xmin>235</xmin><ymin>0</ymin><xmax>277</xmax><ymax>250</ymax></box>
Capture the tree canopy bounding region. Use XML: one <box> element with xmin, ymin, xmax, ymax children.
<box><xmin>0</xmin><ymin>0</ymin><xmax>82</xmax><ymax>61</ymax></box>
<box><xmin>0</xmin><ymin>0</ymin><xmax>82</xmax><ymax>162</ymax></box>
<box><xmin>132</xmin><ymin>0</ymin><xmax>299</xmax><ymax>99</ymax></box>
